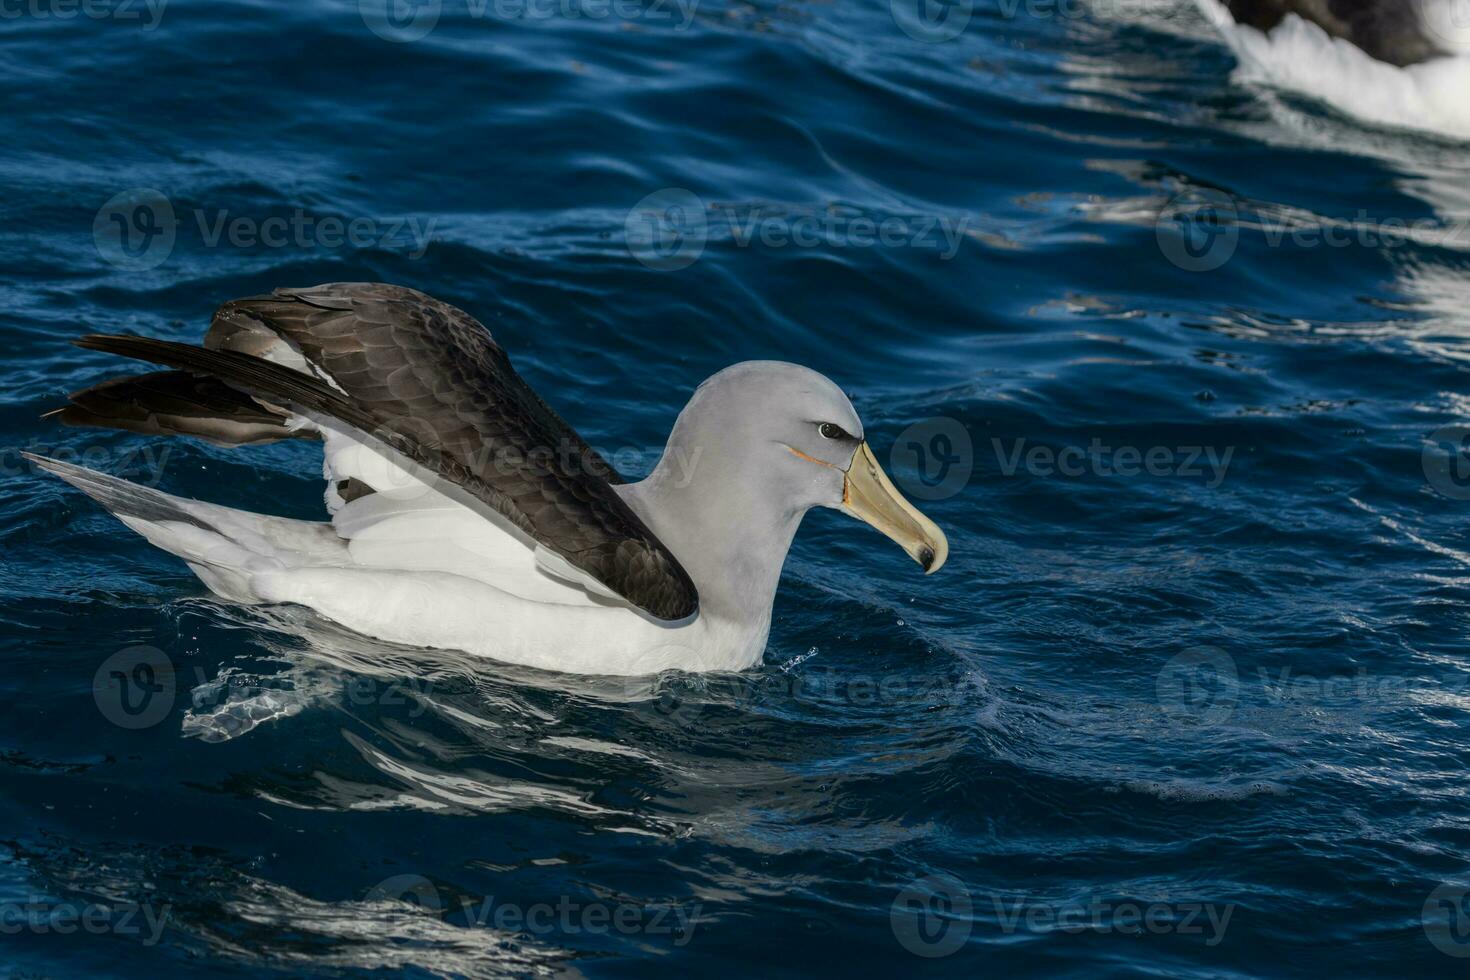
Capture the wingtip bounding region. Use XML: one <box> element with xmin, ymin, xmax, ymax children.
<box><xmin>20</xmin><ymin>453</ymin><xmax>131</xmax><ymax>509</ymax></box>
<box><xmin>73</xmin><ymin>334</ymin><xmax>119</xmax><ymax>351</ymax></box>
<box><xmin>19</xmin><ymin>450</ymin><xmax>63</xmax><ymax>475</ymax></box>
<box><xmin>20</xmin><ymin>452</ymin><xmax>97</xmax><ymax>486</ymax></box>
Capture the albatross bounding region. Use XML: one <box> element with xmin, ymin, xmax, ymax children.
<box><xmin>29</xmin><ymin>283</ymin><xmax>948</xmax><ymax>676</ymax></box>
<box><xmin>1194</xmin><ymin>0</ymin><xmax>1470</xmax><ymax>138</ymax></box>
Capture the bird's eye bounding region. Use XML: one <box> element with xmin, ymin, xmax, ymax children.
<box><xmin>818</xmin><ymin>422</ymin><xmax>849</xmax><ymax>440</ymax></box>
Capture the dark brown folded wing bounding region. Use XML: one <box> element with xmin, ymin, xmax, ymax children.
<box><xmin>79</xmin><ymin>282</ymin><xmax>698</xmax><ymax>621</ymax></box>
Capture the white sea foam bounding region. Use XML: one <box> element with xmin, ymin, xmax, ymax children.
<box><xmin>1194</xmin><ymin>0</ymin><xmax>1470</xmax><ymax>140</ymax></box>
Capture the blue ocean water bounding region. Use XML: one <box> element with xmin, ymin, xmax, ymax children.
<box><xmin>6</xmin><ymin>0</ymin><xmax>1470</xmax><ymax>976</ymax></box>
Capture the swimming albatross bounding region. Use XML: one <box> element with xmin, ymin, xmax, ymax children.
<box><xmin>29</xmin><ymin>283</ymin><xmax>947</xmax><ymax>675</ymax></box>
<box><xmin>1195</xmin><ymin>0</ymin><xmax>1470</xmax><ymax>138</ymax></box>
<box><xmin>1214</xmin><ymin>0</ymin><xmax>1454</xmax><ymax>67</ymax></box>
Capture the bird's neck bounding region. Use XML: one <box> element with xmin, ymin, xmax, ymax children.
<box><xmin>617</xmin><ymin>452</ymin><xmax>806</xmax><ymax>631</ymax></box>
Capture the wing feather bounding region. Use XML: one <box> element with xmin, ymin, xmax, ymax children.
<box><xmin>76</xmin><ymin>283</ymin><xmax>698</xmax><ymax>621</ymax></box>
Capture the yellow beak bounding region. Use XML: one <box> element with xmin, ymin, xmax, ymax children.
<box><xmin>841</xmin><ymin>442</ymin><xmax>949</xmax><ymax>574</ymax></box>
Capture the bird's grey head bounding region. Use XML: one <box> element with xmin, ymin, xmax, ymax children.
<box><xmin>656</xmin><ymin>360</ymin><xmax>948</xmax><ymax>574</ymax></box>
